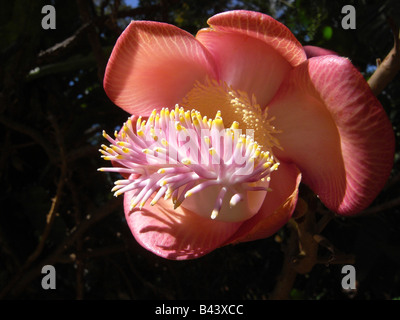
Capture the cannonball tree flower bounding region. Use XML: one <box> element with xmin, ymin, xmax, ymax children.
<box><xmin>99</xmin><ymin>10</ymin><xmax>395</xmax><ymax>260</ymax></box>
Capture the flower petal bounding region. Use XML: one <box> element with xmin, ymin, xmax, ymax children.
<box><xmin>226</xmin><ymin>162</ymin><xmax>301</xmax><ymax>244</ymax></box>
<box><xmin>199</xmin><ymin>10</ymin><xmax>306</xmax><ymax>67</ymax></box>
<box><xmin>268</xmin><ymin>56</ymin><xmax>395</xmax><ymax>215</ymax></box>
<box><xmin>196</xmin><ymin>30</ymin><xmax>292</xmax><ymax>108</ymax></box>
<box><xmin>196</xmin><ymin>10</ymin><xmax>306</xmax><ymax>107</ymax></box>
<box><xmin>104</xmin><ymin>21</ymin><xmax>218</xmax><ymax>115</ymax></box>
<box><xmin>124</xmin><ymin>191</ymin><xmax>242</xmax><ymax>260</ymax></box>
<box><xmin>303</xmin><ymin>45</ymin><xmax>338</xmax><ymax>58</ymax></box>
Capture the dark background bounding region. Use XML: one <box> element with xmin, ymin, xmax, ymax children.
<box><xmin>1</xmin><ymin>0</ymin><xmax>399</xmax><ymax>300</ymax></box>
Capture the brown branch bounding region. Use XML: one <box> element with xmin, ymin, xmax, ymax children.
<box><xmin>0</xmin><ymin>115</ymin><xmax>67</xmax><ymax>299</ymax></box>
<box><xmin>0</xmin><ymin>114</ymin><xmax>57</xmax><ymax>163</ymax></box>
<box><xmin>1</xmin><ymin>198</ymin><xmax>120</xmax><ymax>298</ymax></box>
<box><xmin>368</xmin><ymin>18</ymin><xmax>400</xmax><ymax>95</ymax></box>
<box><xmin>269</xmin><ymin>187</ymin><xmax>355</xmax><ymax>300</ymax></box>
<box><xmin>35</xmin><ymin>4</ymin><xmax>162</xmax><ymax>68</ymax></box>
<box><xmin>269</xmin><ymin>221</ymin><xmax>299</xmax><ymax>300</ymax></box>
<box><xmin>37</xmin><ymin>23</ymin><xmax>91</xmax><ymax>64</ymax></box>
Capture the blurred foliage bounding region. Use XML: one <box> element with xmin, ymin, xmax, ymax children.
<box><xmin>0</xmin><ymin>0</ymin><xmax>399</xmax><ymax>300</ymax></box>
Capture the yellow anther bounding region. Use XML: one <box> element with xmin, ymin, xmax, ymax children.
<box><xmin>185</xmin><ymin>110</ymin><xmax>191</xmax><ymax>120</ymax></box>
<box><xmin>211</xmin><ymin>209</ymin><xmax>219</xmax><ymax>220</ymax></box>
<box><xmin>139</xmin><ymin>201</ymin><xmax>146</xmax><ymax>209</ymax></box>
<box><xmin>175</xmin><ymin>122</ymin><xmax>183</xmax><ymax>131</ymax></box>
<box><xmin>164</xmin><ymin>187</ymin><xmax>173</xmax><ymax>200</ymax></box>
<box><xmin>230</xmin><ymin>121</ymin><xmax>239</xmax><ymax>130</ymax></box>
<box><xmin>271</xmin><ymin>163</ymin><xmax>280</xmax><ymax>171</ymax></box>
<box><xmin>136</xmin><ymin>116</ymin><xmax>142</xmax><ymax>127</ymax></box>
<box><xmin>192</xmin><ymin>117</ymin><xmax>200</xmax><ymax>127</ymax></box>
<box><xmin>184</xmin><ymin>191</ymin><xmax>192</xmax><ymax>198</ymax></box>
<box><xmin>212</xmin><ymin>117</ymin><xmax>224</xmax><ymax>131</ymax></box>
<box><xmin>123</xmin><ymin>123</ymin><xmax>129</xmax><ymax>133</ymax></box>
<box><xmin>130</xmin><ymin>199</ymin><xmax>138</xmax><ymax>209</ymax></box>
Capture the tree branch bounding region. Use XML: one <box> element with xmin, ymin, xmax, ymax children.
<box><xmin>0</xmin><ymin>198</ymin><xmax>120</xmax><ymax>298</ymax></box>
<box><xmin>269</xmin><ymin>187</ymin><xmax>355</xmax><ymax>300</ymax></box>
<box><xmin>0</xmin><ymin>115</ymin><xmax>67</xmax><ymax>299</ymax></box>
<box><xmin>0</xmin><ymin>114</ymin><xmax>57</xmax><ymax>163</ymax></box>
<box><xmin>368</xmin><ymin>18</ymin><xmax>400</xmax><ymax>95</ymax></box>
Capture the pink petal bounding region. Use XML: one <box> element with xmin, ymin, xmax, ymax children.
<box><xmin>196</xmin><ymin>10</ymin><xmax>306</xmax><ymax>107</ymax></box>
<box><xmin>196</xmin><ymin>29</ymin><xmax>292</xmax><ymax>108</ymax></box>
<box><xmin>124</xmin><ymin>191</ymin><xmax>242</xmax><ymax>260</ymax></box>
<box><xmin>226</xmin><ymin>162</ymin><xmax>301</xmax><ymax>244</ymax></box>
<box><xmin>199</xmin><ymin>10</ymin><xmax>306</xmax><ymax>67</ymax></box>
<box><xmin>104</xmin><ymin>21</ymin><xmax>218</xmax><ymax>115</ymax></box>
<box><xmin>268</xmin><ymin>56</ymin><xmax>395</xmax><ymax>215</ymax></box>
<box><xmin>303</xmin><ymin>45</ymin><xmax>338</xmax><ymax>58</ymax></box>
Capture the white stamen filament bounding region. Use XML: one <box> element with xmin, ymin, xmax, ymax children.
<box><xmin>99</xmin><ymin>104</ymin><xmax>279</xmax><ymax>221</ymax></box>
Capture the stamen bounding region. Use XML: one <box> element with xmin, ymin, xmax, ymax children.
<box><xmin>99</xmin><ymin>104</ymin><xmax>280</xmax><ymax>222</ymax></box>
<box><xmin>180</xmin><ymin>78</ymin><xmax>282</xmax><ymax>151</ymax></box>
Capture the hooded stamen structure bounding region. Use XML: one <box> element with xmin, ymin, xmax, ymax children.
<box><xmin>99</xmin><ymin>106</ymin><xmax>279</xmax><ymax>221</ymax></box>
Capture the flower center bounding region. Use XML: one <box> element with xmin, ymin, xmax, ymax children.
<box><xmin>181</xmin><ymin>78</ymin><xmax>281</xmax><ymax>152</ymax></box>
<box><xmin>99</xmin><ymin>80</ymin><xmax>281</xmax><ymax>222</ymax></box>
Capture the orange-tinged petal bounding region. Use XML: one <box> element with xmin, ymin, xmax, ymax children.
<box><xmin>124</xmin><ymin>191</ymin><xmax>242</xmax><ymax>260</ymax></box>
<box><xmin>226</xmin><ymin>162</ymin><xmax>301</xmax><ymax>244</ymax></box>
<box><xmin>104</xmin><ymin>21</ymin><xmax>217</xmax><ymax>115</ymax></box>
<box><xmin>269</xmin><ymin>56</ymin><xmax>395</xmax><ymax>215</ymax></box>
<box><xmin>196</xmin><ymin>30</ymin><xmax>291</xmax><ymax>108</ymax></box>
<box><xmin>200</xmin><ymin>10</ymin><xmax>307</xmax><ymax>67</ymax></box>
<box><xmin>196</xmin><ymin>10</ymin><xmax>306</xmax><ymax>108</ymax></box>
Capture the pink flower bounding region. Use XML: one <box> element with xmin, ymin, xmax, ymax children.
<box><xmin>100</xmin><ymin>10</ymin><xmax>394</xmax><ymax>260</ymax></box>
